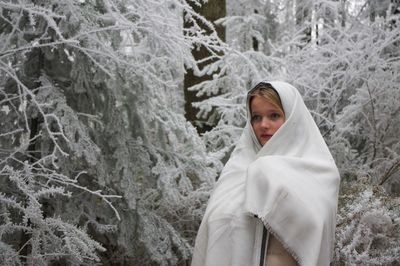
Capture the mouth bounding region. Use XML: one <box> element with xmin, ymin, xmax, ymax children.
<box><xmin>260</xmin><ymin>134</ymin><xmax>272</xmax><ymax>139</ymax></box>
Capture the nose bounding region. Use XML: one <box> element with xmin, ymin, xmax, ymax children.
<box><xmin>260</xmin><ymin>117</ymin><xmax>270</xmax><ymax>128</ymax></box>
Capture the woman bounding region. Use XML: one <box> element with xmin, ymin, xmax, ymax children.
<box><xmin>191</xmin><ymin>81</ymin><xmax>340</xmax><ymax>266</ymax></box>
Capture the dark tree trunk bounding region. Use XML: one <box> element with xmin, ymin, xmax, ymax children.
<box><xmin>296</xmin><ymin>0</ymin><xmax>312</xmax><ymax>45</ymax></box>
<box><xmin>183</xmin><ymin>0</ymin><xmax>225</xmax><ymax>133</ymax></box>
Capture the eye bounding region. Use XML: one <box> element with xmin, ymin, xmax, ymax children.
<box><xmin>251</xmin><ymin>115</ymin><xmax>261</xmax><ymax>123</ymax></box>
<box><xmin>269</xmin><ymin>112</ymin><xmax>281</xmax><ymax>120</ymax></box>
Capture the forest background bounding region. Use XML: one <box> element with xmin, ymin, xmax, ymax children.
<box><xmin>0</xmin><ymin>0</ymin><xmax>399</xmax><ymax>265</ymax></box>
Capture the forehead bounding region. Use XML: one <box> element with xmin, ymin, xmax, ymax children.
<box><xmin>250</xmin><ymin>96</ymin><xmax>281</xmax><ymax>112</ymax></box>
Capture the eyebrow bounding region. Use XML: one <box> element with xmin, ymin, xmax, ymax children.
<box><xmin>251</xmin><ymin>108</ymin><xmax>282</xmax><ymax>113</ymax></box>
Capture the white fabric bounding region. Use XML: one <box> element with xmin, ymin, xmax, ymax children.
<box><xmin>191</xmin><ymin>81</ymin><xmax>340</xmax><ymax>266</ymax></box>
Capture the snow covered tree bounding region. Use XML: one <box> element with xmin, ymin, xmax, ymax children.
<box><xmin>191</xmin><ymin>0</ymin><xmax>400</xmax><ymax>264</ymax></box>
<box><xmin>0</xmin><ymin>0</ymin><xmax>223</xmax><ymax>264</ymax></box>
<box><xmin>334</xmin><ymin>178</ymin><xmax>400</xmax><ymax>265</ymax></box>
<box><xmin>1</xmin><ymin>0</ymin><xmax>399</xmax><ymax>264</ymax></box>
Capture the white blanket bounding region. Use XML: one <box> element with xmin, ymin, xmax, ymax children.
<box><xmin>191</xmin><ymin>81</ymin><xmax>340</xmax><ymax>266</ymax></box>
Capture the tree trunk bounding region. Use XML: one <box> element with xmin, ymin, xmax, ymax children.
<box><xmin>183</xmin><ymin>0</ymin><xmax>225</xmax><ymax>133</ymax></box>
<box><xmin>296</xmin><ymin>0</ymin><xmax>312</xmax><ymax>45</ymax></box>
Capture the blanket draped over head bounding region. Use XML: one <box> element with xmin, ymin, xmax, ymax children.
<box><xmin>191</xmin><ymin>81</ymin><xmax>340</xmax><ymax>266</ymax></box>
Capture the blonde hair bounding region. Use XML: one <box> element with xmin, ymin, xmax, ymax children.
<box><xmin>249</xmin><ymin>83</ymin><xmax>285</xmax><ymax>115</ymax></box>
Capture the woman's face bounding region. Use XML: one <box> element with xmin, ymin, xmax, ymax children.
<box><xmin>250</xmin><ymin>95</ymin><xmax>285</xmax><ymax>146</ymax></box>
